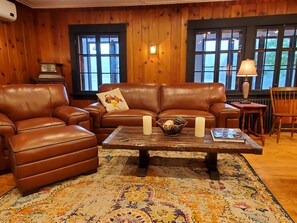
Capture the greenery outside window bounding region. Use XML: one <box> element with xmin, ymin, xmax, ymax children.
<box><xmin>69</xmin><ymin>24</ymin><xmax>127</xmax><ymax>99</ymax></box>
<box><xmin>253</xmin><ymin>26</ymin><xmax>297</xmax><ymax>90</ymax></box>
<box><xmin>187</xmin><ymin>14</ymin><xmax>297</xmax><ymax>96</ymax></box>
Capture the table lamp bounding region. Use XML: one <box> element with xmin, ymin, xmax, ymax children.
<box><xmin>236</xmin><ymin>59</ymin><xmax>258</xmax><ymax>104</ymax></box>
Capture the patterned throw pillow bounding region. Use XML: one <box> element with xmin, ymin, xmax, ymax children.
<box><xmin>97</xmin><ymin>88</ymin><xmax>129</xmax><ymax>112</ymax></box>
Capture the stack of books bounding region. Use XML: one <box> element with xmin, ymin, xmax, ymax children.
<box><xmin>210</xmin><ymin>128</ymin><xmax>246</xmax><ymax>143</ymax></box>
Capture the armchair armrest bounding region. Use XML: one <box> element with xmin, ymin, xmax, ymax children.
<box><xmin>53</xmin><ymin>105</ymin><xmax>90</xmax><ymax>130</ymax></box>
<box><xmin>84</xmin><ymin>102</ymin><xmax>107</xmax><ymax>129</ymax></box>
<box><xmin>0</xmin><ymin>113</ymin><xmax>16</xmax><ymax>156</ymax></box>
<box><xmin>209</xmin><ymin>103</ymin><xmax>240</xmax><ymax>128</ymax></box>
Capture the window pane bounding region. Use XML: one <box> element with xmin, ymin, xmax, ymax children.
<box><xmin>100</xmin><ymin>43</ymin><xmax>110</xmax><ymax>54</ymax></box>
<box><xmin>283</xmin><ymin>38</ymin><xmax>290</xmax><ymax>48</ymax></box>
<box><xmin>220</xmin><ymin>40</ymin><xmax>228</xmax><ymax>51</ymax></box>
<box><xmin>279</xmin><ymin>70</ymin><xmax>287</xmax><ymax>87</ymax></box>
<box><xmin>110</xmin><ymin>56</ymin><xmax>120</xmax><ymax>74</ymax></box>
<box><xmin>195</xmin><ymin>33</ymin><xmax>205</xmax><ymax>51</ymax></box>
<box><xmin>205</xmin><ymin>40</ymin><xmax>216</xmax><ymax>51</ymax></box>
<box><xmin>194</xmin><ymin>55</ymin><xmax>203</xmax><ymax>72</ymax></box>
<box><xmin>262</xmin><ymin>71</ymin><xmax>274</xmax><ymax>89</ymax></box>
<box><xmin>101</xmin><ymin>56</ymin><xmax>110</xmax><ymax>73</ymax></box>
<box><xmin>90</xmin><ymin>56</ymin><xmax>97</xmax><ymax>72</ymax></box>
<box><xmin>204</xmin><ymin>72</ymin><xmax>214</xmax><ymax>82</ymax></box>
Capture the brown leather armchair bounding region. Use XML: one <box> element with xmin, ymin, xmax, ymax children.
<box><xmin>0</xmin><ymin>84</ymin><xmax>90</xmax><ymax>173</ymax></box>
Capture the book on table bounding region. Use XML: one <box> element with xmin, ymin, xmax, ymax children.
<box><xmin>210</xmin><ymin>128</ymin><xmax>246</xmax><ymax>143</ymax></box>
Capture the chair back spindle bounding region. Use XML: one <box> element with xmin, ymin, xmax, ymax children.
<box><xmin>269</xmin><ymin>87</ymin><xmax>297</xmax><ymax>143</ymax></box>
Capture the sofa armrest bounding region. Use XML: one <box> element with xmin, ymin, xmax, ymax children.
<box><xmin>53</xmin><ymin>105</ymin><xmax>90</xmax><ymax>130</ymax></box>
<box><xmin>0</xmin><ymin>113</ymin><xmax>16</xmax><ymax>136</ymax></box>
<box><xmin>84</xmin><ymin>102</ymin><xmax>107</xmax><ymax>129</ymax></box>
<box><xmin>0</xmin><ymin>113</ymin><xmax>16</xmax><ymax>155</ymax></box>
<box><xmin>209</xmin><ymin>103</ymin><xmax>240</xmax><ymax>128</ymax></box>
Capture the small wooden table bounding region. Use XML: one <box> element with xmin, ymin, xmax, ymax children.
<box><xmin>230</xmin><ymin>102</ymin><xmax>267</xmax><ymax>146</ymax></box>
<box><xmin>102</xmin><ymin>126</ymin><xmax>262</xmax><ymax>180</ymax></box>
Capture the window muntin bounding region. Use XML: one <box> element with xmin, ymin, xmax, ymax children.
<box><xmin>279</xmin><ymin>26</ymin><xmax>297</xmax><ymax>87</ymax></box>
<box><xmin>253</xmin><ymin>28</ymin><xmax>279</xmax><ymax>90</ymax></box>
<box><xmin>193</xmin><ymin>29</ymin><xmax>244</xmax><ymax>90</ymax></box>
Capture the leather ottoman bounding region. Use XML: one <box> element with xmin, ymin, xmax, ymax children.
<box><xmin>8</xmin><ymin>125</ymin><xmax>98</xmax><ymax>196</ymax></box>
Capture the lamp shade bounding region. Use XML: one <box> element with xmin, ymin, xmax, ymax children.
<box><xmin>237</xmin><ymin>59</ymin><xmax>257</xmax><ymax>77</ymax></box>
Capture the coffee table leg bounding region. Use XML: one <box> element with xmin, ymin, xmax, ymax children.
<box><xmin>205</xmin><ymin>152</ymin><xmax>220</xmax><ymax>180</ymax></box>
<box><xmin>137</xmin><ymin>150</ymin><xmax>150</xmax><ymax>177</ymax></box>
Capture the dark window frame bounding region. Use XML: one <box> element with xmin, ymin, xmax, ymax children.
<box><xmin>186</xmin><ymin>14</ymin><xmax>297</xmax><ymax>98</ymax></box>
<box><xmin>69</xmin><ymin>24</ymin><xmax>127</xmax><ymax>100</ymax></box>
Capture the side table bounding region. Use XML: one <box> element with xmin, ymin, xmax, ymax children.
<box><xmin>230</xmin><ymin>102</ymin><xmax>267</xmax><ymax>146</ymax></box>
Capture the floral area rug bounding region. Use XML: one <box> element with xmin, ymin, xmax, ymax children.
<box><xmin>0</xmin><ymin>149</ymin><xmax>294</xmax><ymax>223</ymax></box>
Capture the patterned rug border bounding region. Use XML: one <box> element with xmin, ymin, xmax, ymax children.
<box><xmin>239</xmin><ymin>154</ymin><xmax>294</xmax><ymax>222</ymax></box>
<box><xmin>0</xmin><ymin>151</ymin><xmax>295</xmax><ymax>222</ymax></box>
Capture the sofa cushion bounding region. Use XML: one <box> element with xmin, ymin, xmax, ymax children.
<box><xmin>99</xmin><ymin>83</ymin><xmax>160</xmax><ymax>113</ymax></box>
<box><xmin>158</xmin><ymin>109</ymin><xmax>216</xmax><ymax>128</ymax></box>
<box><xmin>101</xmin><ymin>109</ymin><xmax>157</xmax><ymax>127</ymax></box>
<box><xmin>15</xmin><ymin>117</ymin><xmax>66</xmax><ymax>133</ymax></box>
<box><xmin>97</xmin><ymin>88</ymin><xmax>129</xmax><ymax>112</ymax></box>
<box><xmin>159</xmin><ymin>83</ymin><xmax>226</xmax><ymax>112</ymax></box>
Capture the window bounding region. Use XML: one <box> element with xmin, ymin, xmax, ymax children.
<box><xmin>253</xmin><ymin>26</ymin><xmax>297</xmax><ymax>90</ymax></box>
<box><xmin>69</xmin><ymin>24</ymin><xmax>127</xmax><ymax>99</ymax></box>
<box><xmin>187</xmin><ymin>14</ymin><xmax>297</xmax><ymax>94</ymax></box>
<box><xmin>193</xmin><ymin>29</ymin><xmax>244</xmax><ymax>90</ymax></box>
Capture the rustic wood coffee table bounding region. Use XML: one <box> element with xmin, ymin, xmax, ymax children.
<box><xmin>102</xmin><ymin>126</ymin><xmax>262</xmax><ymax>180</ymax></box>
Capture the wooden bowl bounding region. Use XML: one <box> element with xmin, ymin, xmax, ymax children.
<box><xmin>156</xmin><ymin>118</ymin><xmax>187</xmax><ymax>136</ymax></box>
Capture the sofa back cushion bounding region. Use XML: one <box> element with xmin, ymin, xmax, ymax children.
<box><xmin>0</xmin><ymin>84</ymin><xmax>69</xmax><ymax>122</ymax></box>
<box><xmin>159</xmin><ymin>83</ymin><xmax>226</xmax><ymax>112</ymax></box>
<box><xmin>99</xmin><ymin>83</ymin><xmax>160</xmax><ymax>113</ymax></box>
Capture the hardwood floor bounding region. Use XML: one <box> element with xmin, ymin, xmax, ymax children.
<box><xmin>0</xmin><ymin>133</ymin><xmax>296</xmax><ymax>221</ymax></box>
<box><xmin>244</xmin><ymin>132</ymin><xmax>297</xmax><ymax>221</ymax></box>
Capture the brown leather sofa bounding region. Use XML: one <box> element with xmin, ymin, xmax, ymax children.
<box><xmin>85</xmin><ymin>83</ymin><xmax>240</xmax><ymax>144</ymax></box>
<box><xmin>0</xmin><ymin>84</ymin><xmax>91</xmax><ymax>173</ymax></box>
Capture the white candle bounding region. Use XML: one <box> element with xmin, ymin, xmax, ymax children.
<box><xmin>195</xmin><ymin>117</ymin><xmax>205</xmax><ymax>137</ymax></box>
<box><xmin>143</xmin><ymin>116</ymin><xmax>152</xmax><ymax>135</ymax></box>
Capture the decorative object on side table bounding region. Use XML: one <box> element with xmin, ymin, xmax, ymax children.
<box><xmin>35</xmin><ymin>63</ymin><xmax>66</xmax><ymax>86</ymax></box>
<box><xmin>157</xmin><ymin>117</ymin><xmax>187</xmax><ymax>136</ymax></box>
<box><xmin>236</xmin><ymin>59</ymin><xmax>258</xmax><ymax>104</ymax></box>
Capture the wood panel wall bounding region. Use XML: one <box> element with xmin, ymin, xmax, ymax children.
<box><xmin>0</xmin><ymin>4</ymin><xmax>39</xmax><ymax>85</ymax></box>
<box><xmin>1</xmin><ymin>0</ymin><xmax>297</xmax><ymax>107</ymax></box>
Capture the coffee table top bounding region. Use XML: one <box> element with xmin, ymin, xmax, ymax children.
<box><xmin>102</xmin><ymin>126</ymin><xmax>262</xmax><ymax>155</ymax></box>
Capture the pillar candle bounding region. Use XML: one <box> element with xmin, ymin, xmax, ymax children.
<box><xmin>143</xmin><ymin>116</ymin><xmax>152</xmax><ymax>135</ymax></box>
<box><xmin>195</xmin><ymin>117</ymin><xmax>205</xmax><ymax>137</ymax></box>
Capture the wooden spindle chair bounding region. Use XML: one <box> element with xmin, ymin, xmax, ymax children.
<box><xmin>269</xmin><ymin>87</ymin><xmax>297</xmax><ymax>143</ymax></box>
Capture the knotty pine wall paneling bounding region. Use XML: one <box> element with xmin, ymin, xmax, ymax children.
<box><xmin>1</xmin><ymin>0</ymin><xmax>297</xmax><ymax>108</ymax></box>
<box><xmin>0</xmin><ymin>4</ymin><xmax>39</xmax><ymax>85</ymax></box>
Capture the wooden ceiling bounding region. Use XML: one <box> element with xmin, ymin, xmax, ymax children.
<box><xmin>15</xmin><ymin>0</ymin><xmax>233</xmax><ymax>9</ymax></box>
